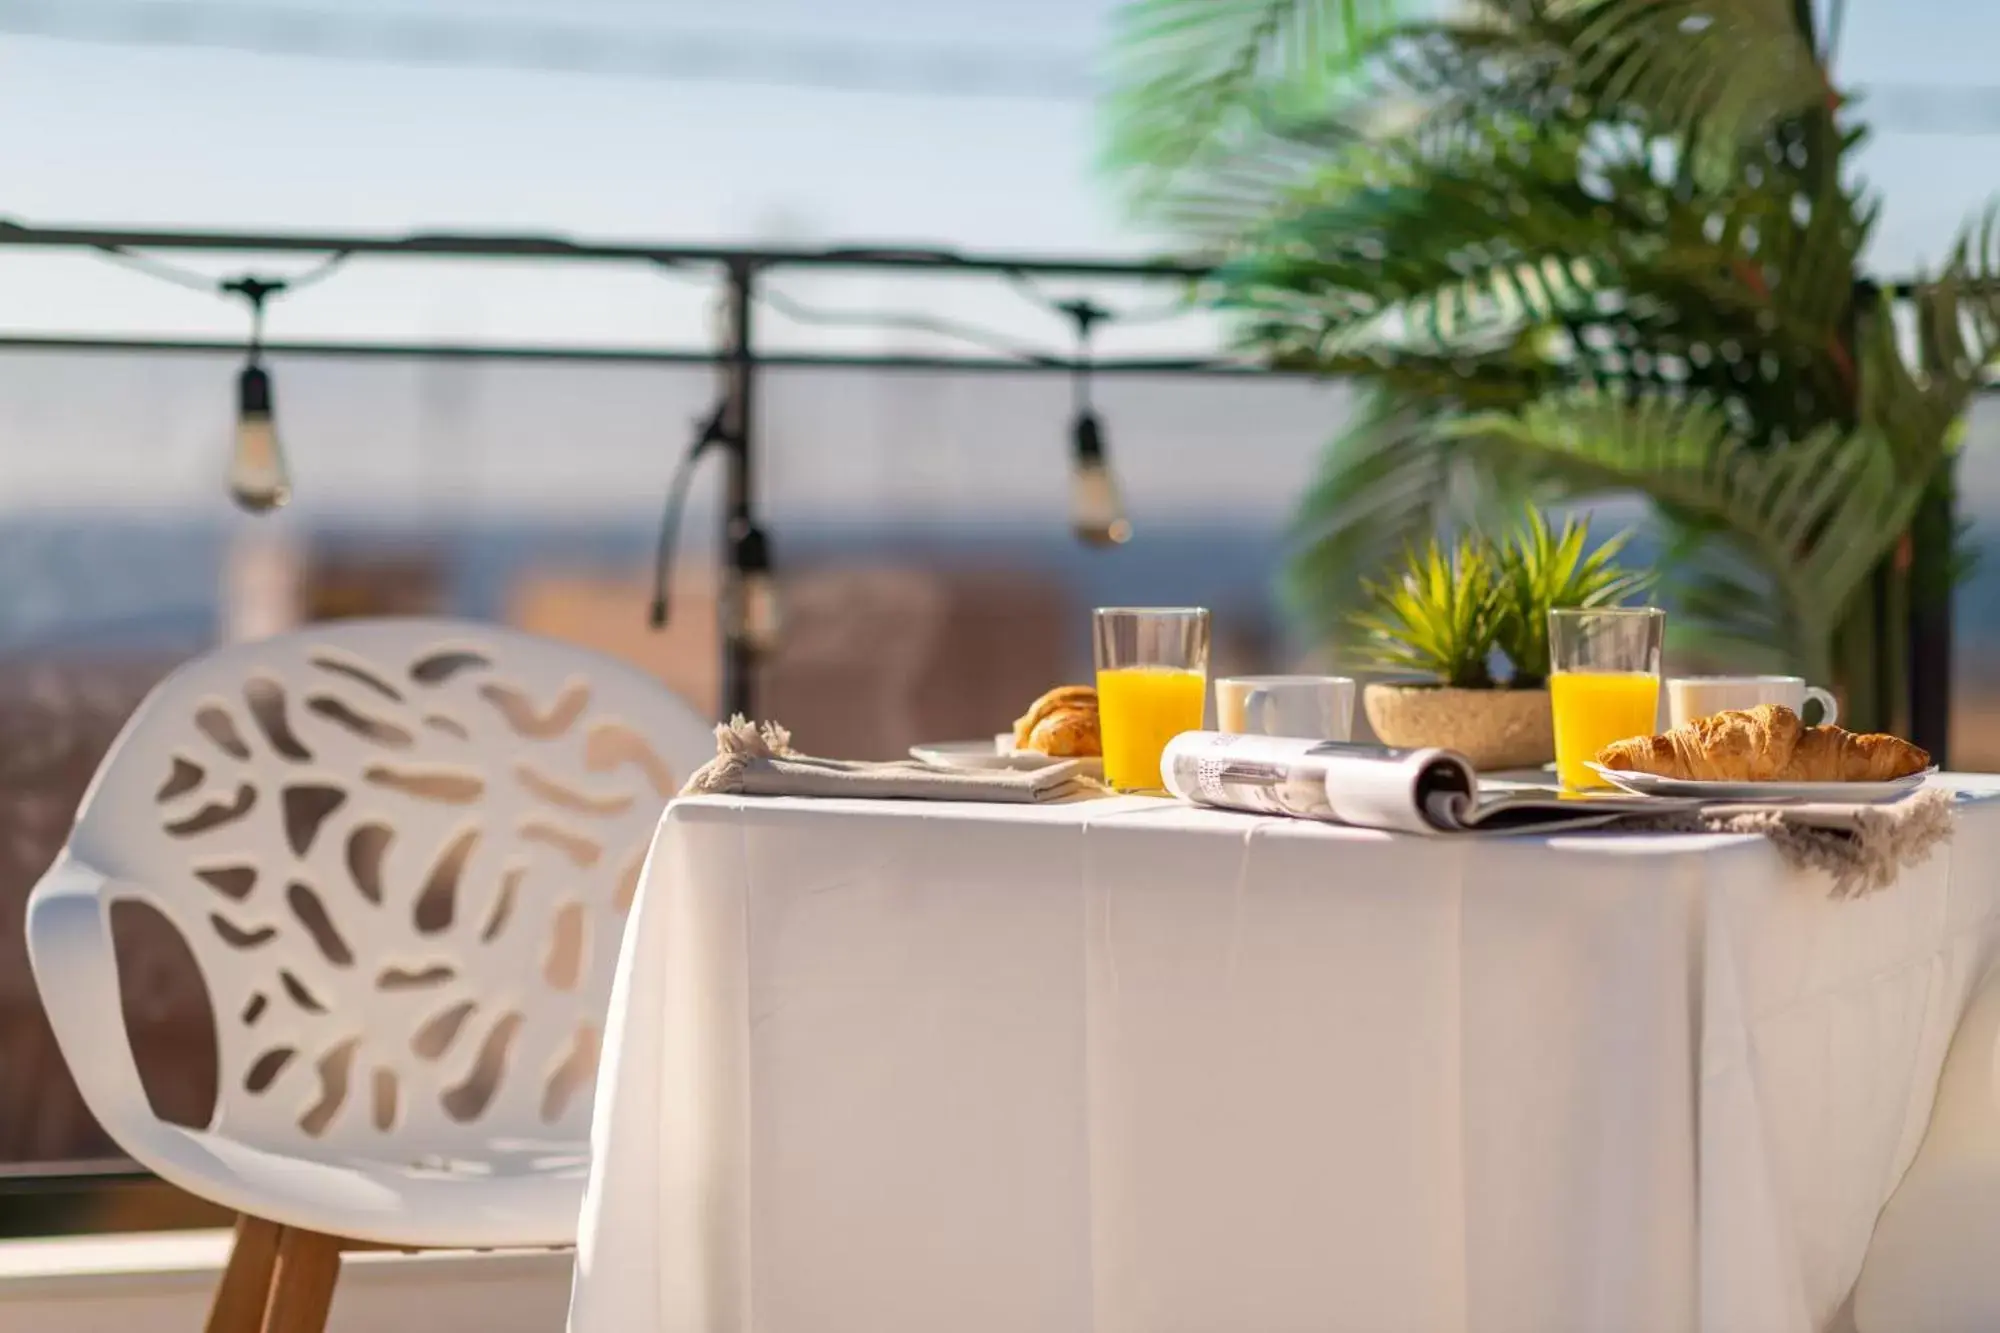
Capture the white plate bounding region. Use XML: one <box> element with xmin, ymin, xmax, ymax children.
<box><xmin>910</xmin><ymin>740</ymin><xmax>1104</xmax><ymax>779</ymax></box>
<box><xmin>1584</xmin><ymin>762</ymin><xmax>1937</xmax><ymax>804</ymax></box>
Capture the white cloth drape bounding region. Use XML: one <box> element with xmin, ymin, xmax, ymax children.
<box><xmin>570</xmin><ymin>781</ymin><xmax>2000</xmax><ymax>1333</ymax></box>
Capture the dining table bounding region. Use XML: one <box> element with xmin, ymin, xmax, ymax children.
<box><xmin>567</xmin><ymin>777</ymin><xmax>2000</xmax><ymax>1333</ymax></box>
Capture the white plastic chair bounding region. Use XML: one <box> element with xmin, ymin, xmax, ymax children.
<box><xmin>1852</xmin><ymin>962</ymin><xmax>2000</xmax><ymax>1333</ymax></box>
<box><xmin>26</xmin><ymin>618</ymin><xmax>714</xmax><ymax>1333</ymax></box>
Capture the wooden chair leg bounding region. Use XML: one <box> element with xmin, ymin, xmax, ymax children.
<box><xmin>260</xmin><ymin>1227</ymin><xmax>344</xmax><ymax>1333</ymax></box>
<box><xmin>205</xmin><ymin>1215</ymin><xmax>283</xmax><ymax>1333</ymax></box>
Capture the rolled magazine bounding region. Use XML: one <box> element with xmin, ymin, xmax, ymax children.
<box><xmin>1159</xmin><ymin>732</ymin><xmax>1672</xmax><ymax>835</ymax></box>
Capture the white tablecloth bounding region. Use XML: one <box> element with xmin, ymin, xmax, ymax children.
<box><xmin>570</xmin><ymin>781</ymin><xmax>2000</xmax><ymax>1333</ymax></box>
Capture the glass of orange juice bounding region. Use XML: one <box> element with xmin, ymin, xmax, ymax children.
<box><xmin>1549</xmin><ymin>607</ymin><xmax>1665</xmax><ymax>790</ymax></box>
<box><xmin>1094</xmin><ymin>607</ymin><xmax>1210</xmax><ymax>792</ymax></box>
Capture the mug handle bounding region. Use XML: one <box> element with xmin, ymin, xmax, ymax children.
<box><xmin>1804</xmin><ymin>686</ymin><xmax>1839</xmax><ymax>727</ymax></box>
<box><xmin>1245</xmin><ymin>687</ymin><xmax>1276</xmax><ymax>736</ymax></box>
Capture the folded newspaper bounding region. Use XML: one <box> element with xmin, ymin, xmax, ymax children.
<box><xmin>1159</xmin><ymin>732</ymin><xmax>1683</xmax><ymax>835</ymax></box>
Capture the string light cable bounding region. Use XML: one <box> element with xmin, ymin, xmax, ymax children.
<box><xmin>87</xmin><ymin>244</ymin><xmax>351</xmax><ymax>303</ymax></box>
<box><xmin>999</xmin><ymin>266</ymin><xmax>1202</xmax><ymax>330</ymax></box>
<box><xmin>750</xmin><ymin>284</ymin><xmax>1065</xmax><ymax>365</ymax></box>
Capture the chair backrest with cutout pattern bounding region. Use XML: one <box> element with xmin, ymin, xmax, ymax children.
<box><xmin>65</xmin><ymin>619</ymin><xmax>713</xmax><ymax>1154</ymax></box>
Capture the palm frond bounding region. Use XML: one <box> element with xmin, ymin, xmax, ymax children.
<box><xmin>1654</xmin><ymin>533</ymin><xmax>1797</xmax><ymax>669</ymax></box>
<box><xmin>1200</xmin><ymin>107</ymin><xmax>1864</xmax><ymax>395</ymax></box>
<box><xmin>1150</xmin><ymin>20</ymin><xmax>1577</xmax><ymax>240</ymax></box>
<box><xmin>1565</xmin><ymin>0</ymin><xmax>1829</xmax><ymax>181</ymax></box>
<box><xmin>1104</xmin><ymin>0</ymin><xmax>1409</xmax><ymax>208</ymax></box>
<box><xmin>1906</xmin><ymin>200</ymin><xmax>2000</xmax><ymax>411</ymax></box>
<box><xmin>1285</xmin><ymin>389</ymin><xmax>1455</xmax><ymax>643</ymax></box>
<box><xmin>1286</xmin><ymin>386</ymin><xmax>1566</xmax><ymax>660</ymax></box>
<box><xmin>1854</xmin><ymin>302</ymin><xmax>1961</xmax><ymax>484</ymax></box>
<box><xmin>1105</xmin><ymin>0</ymin><xmax>1965</xmax><ymax>733</ymax></box>
<box><xmin>1442</xmin><ymin>389</ymin><xmax>1925</xmax><ymax>679</ymax></box>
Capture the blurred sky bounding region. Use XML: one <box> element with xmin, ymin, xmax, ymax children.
<box><xmin>0</xmin><ymin>0</ymin><xmax>1153</xmax><ymax>354</ymax></box>
<box><xmin>1836</xmin><ymin>0</ymin><xmax>2000</xmax><ymax>266</ymax></box>
<box><xmin>0</xmin><ymin>0</ymin><xmax>1995</xmax><ymax>350</ymax></box>
<box><xmin>0</xmin><ymin>0</ymin><xmax>1997</xmax><ymax>522</ymax></box>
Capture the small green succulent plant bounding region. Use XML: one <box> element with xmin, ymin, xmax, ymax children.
<box><xmin>1352</xmin><ymin>510</ymin><xmax>1652</xmax><ymax>689</ymax></box>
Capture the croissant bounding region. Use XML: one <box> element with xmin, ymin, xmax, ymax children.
<box><xmin>1011</xmin><ymin>685</ymin><xmax>1102</xmax><ymax>758</ymax></box>
<box><xmin>1596</xmin><ymin>703</ymin><xmax>1930</xmax><ymax>782</ymax></box>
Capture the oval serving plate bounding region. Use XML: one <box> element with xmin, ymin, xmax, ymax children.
<box><xmin>1584</xmin><ymin>762</ymin><xmax>1937</xmax><ymax>804</ymax></box>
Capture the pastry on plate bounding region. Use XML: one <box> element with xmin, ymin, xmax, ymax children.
<box><xmin>1012</xmin><ymin>685</ymin><xmax>1102</xmax><ymax>758</ymax></box>
<box><xmin>1595</xmin><ymin>703</ymin><xmax>1929</xmax><ymax>782</ymax></box>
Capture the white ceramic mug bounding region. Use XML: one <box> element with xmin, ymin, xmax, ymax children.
<box><xmin>1216</xmin><ymin>675</ymin><xmax>1356</xmax><ymax>740</ymax></box>
<box><xmin>1667</xmin><ymin>675</ymin><xmax>1839</xmax><ymax>728</ymax></box>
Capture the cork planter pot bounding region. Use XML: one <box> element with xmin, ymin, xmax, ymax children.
<box><xmin>1362</xmin><ymin>683</ymin><xmax>1555</xmax><ymax>771</ymax></box>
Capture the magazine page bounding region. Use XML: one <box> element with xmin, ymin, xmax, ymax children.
<box><xmin>1161</xmin><ymin>732</ymin><xmax>1677</xmax><ymax>834</ymax></box>
<box><xmin>1160</xmin><ymin>732</ymin><xmax>1474</xmax><ymax>834</ymax></box>
<box><xmin>1432</xmin><ymin>785</ymin><xmax>1669</xmax><ymax>832</ymax></box>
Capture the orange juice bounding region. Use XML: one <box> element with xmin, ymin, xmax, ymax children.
<box><xmin>1097</xmin><ymin>665</ymin><xmax>1206</xmax><ymax>791</ymax></box>
<box><xmin>1550</xmin><ymin>670</ymin><xmax>1661</xmax><ymax>789</ymax></box>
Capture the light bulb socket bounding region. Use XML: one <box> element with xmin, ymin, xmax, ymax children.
<box><xmin>1058</xmin><ymin>298</ymin><xmax>1108</xmax><ymax>342</ymax></box>
<box><xmin>237</xmin><ymin>362</ymin><xmax>273</xmax><ymax>418</ymax></box>
<box><xmin>1072</xmin><ymin>410</ymin><xmax>1105</xmax><ymax>464</ymax></box>
<box><xmin>733</xmin><ymin>523</ymin><xmax>772</xmax><ymax>575</ymax></box>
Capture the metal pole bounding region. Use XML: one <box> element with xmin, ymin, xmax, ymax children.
<box><xmin>0</xmin><ymin>219</ymin><xmax>1210</xmax><ymax>279</ymax></box>
<box><xmin>0</xmin><ymin>333</ymin><xmax>1268</xmax><ymax>376</ymax></box>
<box><xmin>1910</xmin><ymin>301</ymin><xmax>1955</xmax><ymax>763</ymax></box>
<box><xmin>720</xmin><ymin>258</ymin><xmax>757</xmax><ymax>720</ymax></box>
<box><xmin>1908</xmin><ymin>482</ymin><xmax>1955</xmax><ymax>763</ymax></box>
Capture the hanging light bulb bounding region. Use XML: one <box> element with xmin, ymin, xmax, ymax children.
<box><xmin>229</xmin><ymin>359</ymin><xmax>290</xmax><ymax>512</ymax></box>
<box><xmin>1060</xmin><ymin>299</ymin><xmax>1129</xmax><ymax>547</ymax></box>
<box><xmin>223</xmin><ymin>276</ymin><xmax>290</xmax><ymax>514</ymax></box>
<box><xmin>731</xmin><ymin>522</ymin><xmax>782</xmax><ymax>654</ymax></box>
<box><xmin>1071</xmin><ymin>410</ymin><xmax>1130</xmax><ymax>546</ymax></box>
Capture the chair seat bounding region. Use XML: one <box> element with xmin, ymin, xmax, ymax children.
<box><xmin>134</xmin><ymin>1123</ymin><xmax>590</xmax><ymax>1248</ymax></box>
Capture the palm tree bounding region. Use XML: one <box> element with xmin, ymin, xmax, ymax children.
<box><xmin>1105</xmin><ymin>0</ymin><xmax>1994</xmax><ymax>733</ymax></box>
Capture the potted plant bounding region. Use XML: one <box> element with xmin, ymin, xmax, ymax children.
<box><xmin>1356</xmin><ymin>510</ymin><xmax>1649</xmax><ymax>768</ymax></box>
<box><xmin>1104</xmin><ymin>0</ymin><xmax>1991</xmax><ymax>737</ymax></box>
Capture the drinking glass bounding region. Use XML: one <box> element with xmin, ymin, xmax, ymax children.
<box><xmin>1093</xmin><ymin>607</ymin><xmax>1211</xmax><ymax>792</ymax></box>
<box><xmin>1548</xmin><ymin>607</ymin><xmax>1665</xmax><ymax>790</ymax></box>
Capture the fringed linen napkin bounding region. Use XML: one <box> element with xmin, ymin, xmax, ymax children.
<box><xmin>680</xmin><ymin>716</ymin><xmax>1101</xmax><ymax>804</ymax></box>
<box><xmin>1624</xmin><ymin>788</ymin><xmax>1956</xmax><ymax>898</ymax></box>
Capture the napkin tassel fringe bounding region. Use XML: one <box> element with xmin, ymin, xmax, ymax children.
<box><xmin>681</xmin><ymin>715</ymin><xmax>795</xmax><ymax>795</ymax></box>
<box><xmin>1632</xmin><ymin>787</ymin><xmax>1955</xmax><ymax>898</ymax></box>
